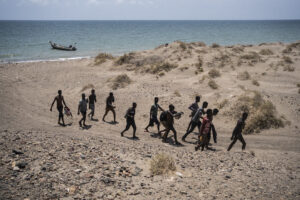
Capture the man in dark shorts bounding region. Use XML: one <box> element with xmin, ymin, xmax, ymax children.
<box><xmin>144</xmin><ymin>97</ymin><xmax>164</xmax><ymax>134</ymax></box>
<box><xmin>78</xmin><ymin>93</ymin><xmax>88</xmax><ymax>127</ymax></box>
<box><xmin>102</xmin><ymin>92</ymin><xmax>116</xmax><ymax>123</ymax></box>
<box><xmin>186</xmin><ymin>96</ymin><xmax>201</xmax><ymax>132</ymax></box>
<box><xmin>227</xmin><ymin>112</ymin><xmax>248</xmax><ymax>151</ymax></box>
<box><xmin>121</xmin><ymin>102</ymin><xmax>138</xmax><ymax>139</ymax></box>
<box><xmin>88</xmin><ymin>89</ymin><xmax>97</xmax><ymax>120</ymax></box>
<box><xmin>50</xmin><ymin>90</ymin><xmax>67</xmax><ymax>126</ymax></box>
<box><xmin>207</xmin><ymin>108</ymin><xmax>219</xmax><ymax>145</ymax></box>
<box><xmin>159</xmin><ymin>104</ymin><xmax>183</xmax><ymax>145</ymax></box>
<box><xmin>182</xmin><ymin>101</ymin><xmax>208</xmax><ymax>142</ymax></box>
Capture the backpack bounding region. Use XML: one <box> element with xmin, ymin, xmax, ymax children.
<box><xmin>160</xmin><ymin>111</ymin><xmax>168</xmax><ymax>121</ymax></box>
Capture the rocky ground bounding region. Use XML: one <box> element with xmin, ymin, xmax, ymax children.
<box><xmin>0</xmin><ymin>129</ymin><xmax>299</xmax><ymax>200</ymax></box>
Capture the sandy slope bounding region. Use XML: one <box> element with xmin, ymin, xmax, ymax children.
<box><xmin>0</xmin><ymin>41</ymin><xmax>299</xmax><ymax>199</ymax></box>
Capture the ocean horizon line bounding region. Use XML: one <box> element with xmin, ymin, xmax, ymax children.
<box><xmin>1</xmin><ymin>19</ymin><xmax>300</xmax><ymax>21</ymax></box>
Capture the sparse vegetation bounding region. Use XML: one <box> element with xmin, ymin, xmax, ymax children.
<box><xmin>174</xmin><ymin>90</ymin><xmax>181</xmax><ymax>97</ymax></box>
<box><xmin>211</xmin><ymin>43</ymin><xmax>220</xmax><ymax>48</ymax></box>
<box><xmin>218</xmin><ymin>99</ymin><xmax>229</xmax><ymax>109</ymax></box>
<box><xmin>259</xmin><ymin>49</ymin><xmax>274</xmax><ymax>56</ymax></box>
<box><xmin>110</xmin><ymin>74</ymin><xmax>132</xmax><ymax>90</ymax></box>
<box><xmin>282</xmin><ymin>42</ymin><xmax>300</xmax><ymax>53</ymax></box>
<box><xmin>94</xmin><ymin>53</ymin><xmax>113</xmax><ymax>65</ymax></box>
<box><xmin>146</xmin><ymin>62</ymin><xmax>178</xmax><ymax>74</ymax></box>
<box><xmin>297</xmin><ymin>83</ymin><xmax>300</xmax><ymax>88</ymax></box>
<box><xmin>283</xmin><ymin>65</ymin><xmax>295</xmax><ymax>72</ymax></box>
<box><xmin>178</xmin><ymin>41</ymin><xmax>187</xmax><ymax>51</ymax></box>
<box><xmin>228</xmin><ymin>91</ymin><xmax>284</xmax><ymax>134</ymax></box>
<box><xmin>179</xmin><ymin>66</ymin><xmax>189</xmax><ymax>71</ymax></box>
<box><xmin>208</xmin><ymin>79</ymin><xmax>218</xmax><ymax>89</ymax></box>
<box><xmin>81</xmin><ymin>84</ymin><xmax>95</xmax><ymax>92</ymax></box>
<box><xmin>238</xmin><ymin>71</ymin><xmax>251</xmax><ymax>80</ymax></box>
<box><xmin>115</xmin><ymin>53</ymin><xmax>134</xmax><ymax>65</ymax></box>
<box><xmin>150</xmin><ymin>153</ymin><xmax>176</xmax><ymax>176</ymax></box>
<box><xmin>283</xmin><ymin>56</ymin><xmax>293</xmax><ymax>64</ymax></box>
<box><xmin>239</xmin><ymin>51</ymin><xmax>261</xmax><ymax>64</ymax></box>
<box><xmin>252</xmin><ymin>79</ymin><xmax>260</xmax><ymax>86</ymax></box>
<box><xmin>232</xmin><ymin>46</ymin><xmax>244</xmax><ymax>54</ymax></box>
<box><xmin>208</xmin><ymin>68</ymin><xmax>221</xmax><ymax>78</ymax></box>
<box><xmin>194</xmin><ymin>57</ymin><xmax>204</xmax><ymax>74</ymax></box>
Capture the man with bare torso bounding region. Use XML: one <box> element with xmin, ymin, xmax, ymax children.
<box><xmin>50</xmin><ymin>90</ymin><xmax>67</xmax><ymax>126</ymax></box>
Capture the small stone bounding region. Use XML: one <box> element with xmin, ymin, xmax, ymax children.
<box><xmin>13</xmin><ymin>166</ymin><xmax>20</xmax><ymax>171</ymax></box>
<box><xmin>74</xmin><ymin>169</ymin><xmax>82</xmax><ymax>173</ymax></box>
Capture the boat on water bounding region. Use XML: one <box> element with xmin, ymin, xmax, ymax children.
<box><xmin>49</xmin><ymin>41</ymin><xmax>77</xmax><ymax>51</ymax></box>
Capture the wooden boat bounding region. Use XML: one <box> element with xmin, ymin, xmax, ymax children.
<box><xmin>49</xmin><ymin>41</ymin><xmax>77</xmax><ymax>51</ymax></box>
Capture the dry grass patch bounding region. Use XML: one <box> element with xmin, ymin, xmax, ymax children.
<box><xmin>81</xmin><ymin>84</ymin><xmax>95</xmax><ymax>92</ymax></box>
<box><xmin>238</xmin><ymin>71</ymin><xmax>251</xmax><ymax>80</ymax></box>
<box><xmin>150</xmin><ymin>154</ymin><xmax>176</xmax><ymax>176</ymax></box>
<box><xmin>252</xmin><ymin>79</ymin><xmax>260</xmax><ymax>86</ymax></box>
<box><xmin>283</xmin><ymin>56</ymin><xmax>293</xmax><ymax>64</ymax></box>
<box><xmin>282</xmin><ymin>42</ymin><xmax>300</xmax><ymax>53</ymax></box>
<box><xmin>146</xmin><ymin>62</ymin><xmax>178</xmax><ymax>74</ymax></box>
<box><xmin>115</xmin><ymin>53</ymin><xmax>134</xmax><ymax>65</ymax></box>
<box><xmin>194</xmin><ymin>57</ymin><xmax>204</xmax><ymax>74</ymax></box>
<box><xmin>211</xmin><ymin>43</ymin><xmax>220</xmax><ymax>48</ymax></box>
<box><xmin>110</xmin><ymin>74</ymin><xmax>132</xmax><ymax>90</ymax></box>
<box><xmin>283</xmin><ymin>65</ymin><xmax>295</xmax><ymax>72</ymax></box>
<box><xmin>259</xmin><ymin>49</ymin><xmax>274</xmax><ymax>56</ymax></box>
<box><xmin>208</xmin><ymin>68</ymin><xmax>221</xmax><ymax>78</ymax></box>
<box><xmin>232</xmin><ymin>46</ymin><xmax>244</xmax><ymax>54</ymax></box>
<box><xmin>208</xmin><ymin>79</ymin><xmax>218</xmax><ymax>89</ymax></box>
<box><xmin>228</xmin><ymin>91</ymin><xmax>284</xmax><ymax>134</ymax></box>
<box><xmin>239</xmin><ymin>51</ymin><xmax>262</xmax><ymax>64</ymax></box>
<box><xmin>94</xmin><ymin>53</ymin><xmax>113</xmax><ymax>65</ymax></box>
<box><xmin>174</xmin><ymin>90</ymin><xmax>181</xmax><ymax>97</ymax></box>
<box><xmin>217</xmin><ymin>99</ymin><xmax>229</xmax><ymax>109</ymax></box>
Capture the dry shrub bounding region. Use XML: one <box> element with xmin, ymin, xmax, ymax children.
<box><xmin>259</xmin><ymin>49</ymin><xmax>274</xmax><ymax>56</ymax></box>
<box><xmin>238</xmin><ymin>71</ymin><xmax>251</xmax><ymax>80</ymax></box>
<box><xmin>94</xmin><ymin>53</ymin><xmax>113</xmax><ymax>65</ymax></box>
<box><xmin>150</xmin><ymin>153</ymin><xmax>176</xmax><ymax>176</ymax></box>
<box><xmin>158</xmin><ymin>72</ymin><xmax>165</xmax><ymax>77</ymax></box>
<box><xmin>211</xmin><ymin>43</ymin><xmax>220</xmax><ymax>48</ymax></box>
<box><xmin>174</xmin><ymin>90</ymin><xmax>181</xmax><ymax>97</ymax></box>
<box><xmin>252</xmin><ymin>79</ymin><xmax>260</xmax><ymax>86</ymax></box>
<box><xmin>134</xmin><ymin>55</ymin><xmax>163</xmax><ymax>67</ymax></box>
<box><xmin>283</xmin><ymin>42</ymin><xmax>300</xmax><ymax>53</ymax></box>
<box><xmin>194</xmin><ymin>57</ymin><xmax>204</xmax><ymax>74</ymax></box>
<box><xmin>208</xmin><ymin>68</ymin><xmax>221</xmax><ymax>78</ymax></box>
<box><xmin>228</xmin><ymin>91</ymin><xmax>284</xmax><ymax>134</ymax></box>
<box><xmin>191</xmin><ymin>41</ymin><xmax>206</xmax><ymax>47</ymax></box>
<box><xmin>239</xmin><ymin>51</ymin><xmax>261</xmax><ymax>64</ymax></box>
<box><xmin>208</xmin><ymin>79</ymin><xmax>218</xmax><ymax>89</ymax></box>
<box><xmin>297</xmin><ymin>83</ymin><xmax>300</xmax><ymax>87</ymax></box>
<box><xmin>283</xmin><ymin>56</ymin><xmax>293</xmax><ymax>64</ymax></box>
<box><xmin>232</xmin><ymin>46</ymin><xmax>244</xmax><ymax>54</ymax></box>
<box><xmin>218</xmin><ymin>99</ymin><xmax>229</xmax><ymax>109</ymax></box>
<box><xmin>298</xmin><ymin>88</ymin><xmax>300</xmax><ymax>94</ymax></box>
<box><xmin>81</xmin><ymin>84</ymin><xmax>95</xmax><ymax>92</ymax></box>
<box><xmin>111</xmin><ymin>74</ymin><xmax>132</xmax><ymax>90</ymax></box>
<box><xmin>177</xmin><ymin>41</ymin><xmax>187</xmax><ymax>51</ymax></box>
<box><xmin>115</xmin><ymin>53</ymin><xmax>134</xmax><ymax>65</ymax></box>
<box><xmin>283</xmin><ymin>65</ymin><xmax>295</xmax><ymax>72</ymax></box>
<box><xmin>179</xmin><ymin>66</ymin><xmax>189</xmax><ymax>71</ymax></box>
<box><xmin>146</xmin><ymin>62</ymin><xmax>178</xmax><ymax>74</ymax></box>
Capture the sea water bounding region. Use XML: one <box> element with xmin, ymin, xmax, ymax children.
<box><xmin>0</xmin><ymin>20</ymin><xmax>300</xmax><ymax>63</ymax></box>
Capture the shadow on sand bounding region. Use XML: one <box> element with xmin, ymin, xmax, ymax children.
<box><xmin>103</xmin><ymin>120</ymin><xmax>119</xmax><ymax>125</ymax></box>
<box><xmin>81</xmin><ymin>125</ymin><xmax>92</xmax><ymax>130</ymax></box>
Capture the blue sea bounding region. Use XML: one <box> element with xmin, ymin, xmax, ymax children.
<box><xmin>1</xmin><ymin>20</ymin><xmax>300</xmax><ymax>63</ymax></box>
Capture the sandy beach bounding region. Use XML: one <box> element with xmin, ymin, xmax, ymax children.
<box><xmin>0</xmin><ymin>41</ymin><xmax>300</xmax><ymax>199</ymax></box>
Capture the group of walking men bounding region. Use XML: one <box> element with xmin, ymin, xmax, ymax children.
<box><xmin>50</xmin><ymin>89</ymin><xmax>248</xmax><ymax>151</ymax></box>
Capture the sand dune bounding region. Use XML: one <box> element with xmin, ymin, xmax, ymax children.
<box><xmin>0</xmin><ymin>41</ymin><xmax>299</xmax><ymax>199</ymax></box>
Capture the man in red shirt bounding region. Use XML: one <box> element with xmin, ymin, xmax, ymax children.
<box><xmin>195</xmin><ymin>109</ymin><xmax>213</xmax><ymax>151</ymax></box>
